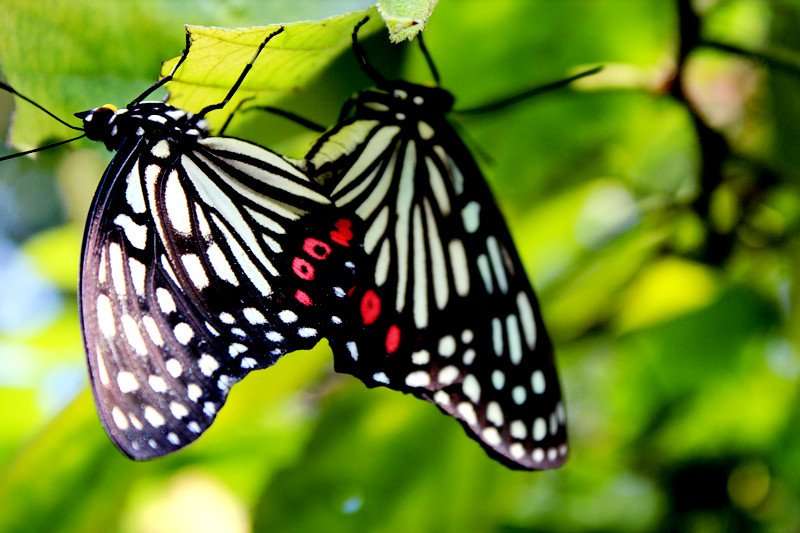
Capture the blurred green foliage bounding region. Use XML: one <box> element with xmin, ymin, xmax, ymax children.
<box><xmin>1</xmin><ymin>0</ymin><xmax>799</xmax><ymax>532</ymax></box>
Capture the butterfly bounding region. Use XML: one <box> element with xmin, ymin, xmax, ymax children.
<box><xmin>303</xmin><ymin>18</ymin><xmax>567</xmax><ymax>470</ymax></box>
<box><xmin>4</xmin><ymin>27</ymin><xmax>363</xmax><ymax>460</ymax></box>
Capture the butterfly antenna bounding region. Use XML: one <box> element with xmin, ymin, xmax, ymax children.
<box><xmin>417</xmin><ymin>33</ymin><xmax>441</xmax><ymax>87</ymax></box>
<box><xmin>131</xmin><ymin>33</ymin><xmax>193</xmax><ymax>106</ymax></box>
<box><xmin>455</xmin><ymin>66</ymin><xmax>604</xmax><ymax>115</ymax></box>
<box><xmin>0</xmin><ymin>80</ymin><xmax>86</xmax><ymax>161</ymax></box>
<box><xmin>199</xmin><ymin>27</ymin><xmax>285</xmax><ymax>117</ymax></box>
<box><xmin>0</xmin><ymin>81</ymin><xmax>83</xmax><ymax>131</ymax></box>
<box><xmin>0</xmin><ymin>134</ymin><xmax>87</xmax><ymax>162</ymax></box>
<box><xmin>353</xmin><ymin>17</ymin><xmax>387</xmax><ymax>85</ymax></box>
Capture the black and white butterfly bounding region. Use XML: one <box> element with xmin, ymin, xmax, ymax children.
<box><xmin>5</xmin><ymin>28</ymin><xmax>362</xmax><ymax>460</ymax></box>
<box><xmin>304</xmin><ymin>19</ymin><xmax>567</xmax><ymax>470</ymax></box>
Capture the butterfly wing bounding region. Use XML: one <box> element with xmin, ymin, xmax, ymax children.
<box><xmin>81</xmin><ymin>135</ymin><xmax>359</xmax><ymax>459</ymax></box>
<box><xmin>305</xmin><ymin>87</ymin><xmax>566</xmax><ymax>470</ymax></box>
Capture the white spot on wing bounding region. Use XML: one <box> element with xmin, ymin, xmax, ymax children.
<box><xmin>109</xmin><ymin>242</ymin><xmax>127</xmax><ymax>296</ymax></box>
<box><xmin>149</xmin><ymin>375</ymin><xmax>167</xmax><ymax>393</ymax></box>
<box><xmin>364</xmin><ymin>206</ymin><xmax>389</xmax><ymax>255</ymax></box>
<box><xmin>346</xmin><ymin>341</ymin><xmax>358</xmax><ymax>361</ymax></box>
<box><xmin>151</xmin><ymin>139</ymin><xmax>170</xmax><ymax>158</ymax></box>
<box><xmin>114</xmin><ymin>214</ymin><xmax>147</xmax><ymax>250</ymax></box>
<box><xmin>187</xmin><ymin>384</ymin><xmax>202</xmax><ymax>402</ymax></box>
<box><xmin>96</xmin><ymin>295</ymin><xmax>116</xmax><ymax>337</ymax></box>
<box><xmin>413</xmin><ymin>205</ymin><xmax>429</xmax><ymax>329</ymax></box>
<box><xmin>411</xmin><ymin>349</ymin><xmax>430</xmax><ymax>365</ymax></box>
<box><xmin>457</xmin><ymin>402</ymin><xmax>478</xmax><ymax>426</ymax></box>
<box><xmin>165</xmin><ymin>170</ymin><xmax>192</xmax><ymax>234</ymax></box>
<box><xmin>424</xmin><ymin>198</ymin><xmax>449</xmax><ymax>311</ymax></box>
<box><xmin>487</xmin><ymin>236</ymin><xmax>509</xmax><ymax>294</ymax></box>
<box><xmin>394</xmin><ymin>144</ymin><xmax>418</xmax><ymax>313</ymax></box>
<box><xmin>405</xmin><ymin>370</ymin><xmax>431</xmax><ymax>388</ymax></box>
<box><xmin>438</xmin><ymin>365</ymin><xmax>459</xmax><ymax>385</ymax></box>
<box><xmin>279</xmin><ymin>310</ymin><xmax>297</xmax><ymax>323</ymax></box>
<box><xmin>173</xmin><ymin>322</ymin><xmax>194</xmax><ymax>345</ymax></box>
<box><xmin>170</xmin><ymin>401</ymin><xmax>189</xmax><ymax>419</ymax></box>
<box><xmin>533</xmin><ymin>417</ymin><xmax>547</xmax><ymax>441</ymax></box>
<box><xmin>512</xmin><ymin>386</ymin><xmax>527</xmax><ymax>405</ymax></box>
<box><xmin>517</xmin><ymin>291</ymin><xmax>538</xmax><ymax>349</ymax></box>
<box><xmin>532</xmin><ymin>370</ymin><xmax>546</xmax><ymax>394</ymax></box>
<box><xmin>506</xmin><ymin>314</ymin><xmax>523</xmax><ymax>365</ymax></box>
<box><xmin>374</xmin><ymin>239</ymin><xmax>391</xmax><ymax>287</ymax></box>
<box><xmin>448</xmin><ymin>239</ymin><xmax>470</xmax><ymax>297</ymax></box>
<box><xmin>491</xmin><ymin>317</ymin><xmax>503</xmax><ymax>356</ymax></box>
<box><xmin>462</xmin><ymin>374</ymin><xmax>481</xmax><ymax>403</ymax></box>
<box><xmin>181</xmin><ymin>253</ymin><xmax>209</xmax><ymax>290</ymax></box>
<box><xmin>125</xmin><ymin>160</ymin><xmax>146</xmax><ymax>213</ymax></box>
<box><xmin>482</xmin><ymin>427</ymin><xmax>502</xmax><ymax>446</ymax></box>
<box><xmin>243</xmin><ymin>307</ymin><xmax>266</xmax><ymax>324</ymax></box>
<box><xmin>206</xmin><ymin>244</ymin><xmax>238</xmax><ymax>286</ymax></box>
<box><xmin>477</xmin><ymin>254</ymin><xmax>494</xmax><ymax>294</ymax></box>
<box><xmin>117</xmin><ymin>371</ymin><xmax>139</xmax><ymax>393</ymax></box>
<box><xmin>510</xmin><ymin>420</ymin><xmax>527</xmax><ymax>440</ymax></box>
<box><xmin>121</xmin><ymin>315</ymin><xmax>148</xmax><ymax>355</ymax></box>
<box><xmin>156</xmin><ymin>287</ymin><xmax>176</xmax><ymax>314</ymax></box>
<box><xmin>144</xmin><ymin>406</ymin><xmax>166</xmax><ymax>427</ymax></box>
<box><xmin>128</xmin><ymin>257</ymin><xmax>146</xmax><ymax>295</ymax></box>
<box><xmin>438</xmin><ymin>335</ymin><xmax>456</xmax><ymax>357</ymax></box>
<box><xmin>112</xmin><ymin>406</ymin><xmax>129</xmax><ymax>429</ymax></box>
<box><xmin>486</xmin><ymin>401</ymin><xmax>504</xmax><ymax>426</ymax></box>
<box><xmin>461</xmin><ymin>201</ymin><xmax>481</xmax><ymax>233</ymax></box>
<box><xmin>491</xmin><ymin>370</ymin><xmax>505</xmax><ymax>390</ymax></box>
<box><xmin>166</xmin><ymin>358</ymin><xmax>183</xmax><ymax>377</ymax></box>
<box><xmin>199</xmin><ymin>354</ymin><xmax>219</xmax><ymax>376</ymax></box>
<box><xmin>143</xmin><ymin>316</ymin><xmax>164</xmax><ymax>346</ymax></box>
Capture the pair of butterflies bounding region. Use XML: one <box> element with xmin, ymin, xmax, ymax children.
<box><xmin>11</xmin><ymin>20</ymin><xmax>567</xmax><ymax>470</ymax></box>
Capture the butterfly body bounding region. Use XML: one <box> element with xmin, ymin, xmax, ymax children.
<box><xmin>306</xmin><ymin>79</ymin><xmax>567</xmax><ymax>470</ymax></box>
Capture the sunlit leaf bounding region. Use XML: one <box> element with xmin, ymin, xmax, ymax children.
<box><xmin>162</xmin><ymin>9</ymin><xmax>383</xmax><ymax>129</ymax></box>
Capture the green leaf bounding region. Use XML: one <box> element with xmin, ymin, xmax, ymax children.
<box><xmin>0</xmin><ymin>2</ymin><xmax>381</xmax><ymax>149</ymax></box>
<box><xmin>161</xmin><ymin>9</ymin><xmax>383</xmax><ymax>130</ymax></box>
<box><xmin>378</xmin><ymin>0</ymin><xmax>439</xmax><ymax>43</ymax></box>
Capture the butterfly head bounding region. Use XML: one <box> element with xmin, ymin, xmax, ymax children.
<box><xmin>388</xmin><ymin>80</ymin><xmax>453</xmax><ymax>112</ymax></box>
<box><xmin>356</xmin><ymin>81</ymin><xmax>454</xmax><ymax>126</ymax></box>
<box><xmin>75</xmin><ymin>102</ymin><xmax>210</xmax><ymax>152</ymax></box>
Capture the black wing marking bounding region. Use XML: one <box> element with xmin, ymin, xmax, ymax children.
<box><xmin>81</xmin><ymin>136</ymin><xmax>359</xmax><ymax>459</ymax></box>
<box><xmin>305</xmin><ymin>87</ymin><xmax>566</xmax><ymax>470</ymax></box>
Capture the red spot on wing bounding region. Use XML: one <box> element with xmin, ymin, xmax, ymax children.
<box><xmin>385</xmin><ymin>325</ymin><xmax>401</xmax><ymax>353</ymax></box>
<box><xmin>360</xmin><ymin>290</ymin><xmax>381</xmax><ymax>325</ymax></box>
<box><xmin>303</xmin><ymin>238</ymin><xmax>331</xmax><ymax>260</ymax></box>
<box><xmin>330</xmin><ymin>218</ymin><xmax>354</xmax><ymax>247</ymax></box>
<box><xmin>295</xmin><ymin>290</ymin><xmax>313</xmax><ymax>306</ymax></box>
<box><xmin>292</xmin><ymin>257</ymin><xmax>315</xmax><ymax>280</ymax></box>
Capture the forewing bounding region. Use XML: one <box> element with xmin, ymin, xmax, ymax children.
<box><xmin>308</xmin><ymin>116</ymin><xmax>566</xmax><ymax>470</ymax></box>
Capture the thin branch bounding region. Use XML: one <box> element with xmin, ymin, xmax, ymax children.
<box><xmin>701</xmin><ymin>40</ymin><xmax>800</xmax><ymax>77</ymax></box>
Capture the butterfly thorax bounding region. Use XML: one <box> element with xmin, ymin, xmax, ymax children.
<box><xmin>75</xmin><ymin>102</ymin><xmax>210</xmax><ymax>152</ymax></box>
<box><xmin>353</xmin><ymin>81</ymin><xmax>454</xmax><ymax>125</ymax></box>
